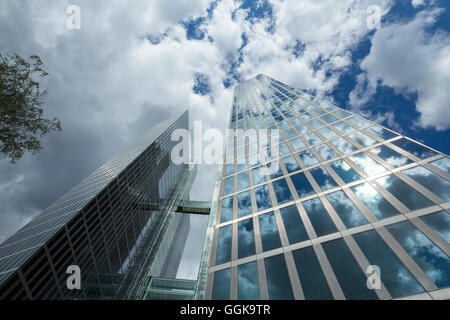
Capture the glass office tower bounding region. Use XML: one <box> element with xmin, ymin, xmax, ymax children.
<box><xmin>202</xmin><ymin>74</ymin><xmax>450</xmax><ymax>300</ymax></box>
<box><xmin>0</xmin><ymin>110</ymin><xmax>194</xmax><ymax>300</ymax></box>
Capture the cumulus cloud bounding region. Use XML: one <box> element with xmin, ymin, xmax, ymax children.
<box><xmin>349</xmin><ymin>7</ymin><xmax>450</xmax><ymax>130</ymax></box>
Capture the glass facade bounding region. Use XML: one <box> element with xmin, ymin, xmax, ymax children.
<box><xmin>0</xmin><ymin>111</ymin><xmax>194</xmax><ymax>300</ymax></box>
<box><xmin>205</xmin><ymin>74</ymin><xmax>450</xmax><ymax>300</ymax></box>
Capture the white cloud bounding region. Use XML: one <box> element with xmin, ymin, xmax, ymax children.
<box><xmin>350</xmin><ymin>8</ymin><xmax>450</xmax><ymax>130</ymax></box>
<box><xmin>412</xmin><ymin>0</ymin><xmax>425</xmax><ymax>8</ymax></box>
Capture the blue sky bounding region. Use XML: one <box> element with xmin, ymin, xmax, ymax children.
<box><xmin>0</xmin><ymin>0</ymin><xmax>449</xmax><ymax>279</ymax></box>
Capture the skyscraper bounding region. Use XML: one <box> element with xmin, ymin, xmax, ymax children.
<box><xmin>200</xmin><ymin>74</ymin><xmax>450</xmax><ymax>300</ymax></box>
<box><xmin>0</xmin><ymin>110</ymin><xmax>195</xmax><ymax>300</ymax></box>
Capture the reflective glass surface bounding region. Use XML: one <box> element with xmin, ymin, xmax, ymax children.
<box><xmin>349</xmin><ymin>152</ymin><xmax>387</xmax><ymax>175</ymax></box>
<box><xmin>318</xmin><ymin>127</ymin><xmax>338</xmax><ymax>139</ymax></box>
<box><xmin>289</xmin><ymin>137</ymin><xmax>306</xmax><ymax>151</ymax></box>
<box><xmin>430</xmin><ymin>158</ymin><xmax>450</xmax><ymax>174</ymax></box>
<box><xmin>304</xmin><ymin>132</ymin><xmax>322</xmax><ymax>146</ymax></box>
<box><xmin>237</xmin><ymin>191</ymin><xmax>252</xmax><ymax>218</ymax></box>
<box><xmin>369</xmin><ymin>145</ymin><xmax>412</xmax><ymax>168</ymax></box>
<box><xmin>272</xmin><ymin>178</ymin><xmax>294</xmax><ymax>205</ymax></box>
<box><xmin>322</xmin><ymin>238</ymin><xmax>378</xmax><ymax>300</ymax></box>
<box><xmin>220</xmin><ymin>196</ymin><xmax>234</xmax><ymax>223</ymax></box>
<box><xmin>212</xmin><ymin>268</ymin><xmax>230</xmax><ymax>299</ymax></box>
<box><xmin>216</xmin><ymin>225</ymin><xmax>232</xmax><ymax>265</ymax></box>
<box><xmin>376</xmin><ymin>175</ymin><xmax>434</xmax><ymax>211</ymax></box>
<box><xmin>264</xmin><ymin>254</ymin><xmax>294</xmax><ymax>300</ymax></box>
<box><xmin>267</xmin><ymin>161</ymin><xmax>284</xmax><ymax>179</ymax></box>
<box><xmin>290</xmin><ymin>172</ymin><xmax>315</xmax><ymax>198</ymax></box>
<box><xmin>237</xmin><ymin>171</ymin><xmax>250</xmax><ymax>191</ymax></box>
<box><xmin>326</xmin><ymin>191</ymin><xmax>368</xmax><ymax>228</ymax></box>
<box><xmin>254</xmin><ymin>184</ymin><xmax>272</xmax><ymax>211</ymax></box>
<box><xmin>291</xmin><ymin>246</ymin><xmax>333</xmax><ymax>300</ymax></box>
<box><xmin>280</xmin><ymin>205</ymin><xmax>309</xmax><ymax>244</ymax></box>
<box><xmin>332</xmin><ymin>122</ymin><xmax>355</xmax><ymax>134</ymax></box>
<box><xmin>252</xmin><ymin>166</ymin><xmax>266</xmax><ymax>185</ymax></box>
<box><xmin>328</xmin><ymin>159</ymin><xmax>362</xmax><ymax>184</ymax></box>
<box><xmin>386</xmin><ymin>221</ymin><xmax>450</xmax><ymax>288</ymax></box>
<box><xmin>366</xmin><ymin>126</ymin><xmax>397</xmax><ymax>140</ymax></box>
<box><xmin>258</xmin><ymin>211</ymin><xmax>282</xmax><ymax>252</ymax></box>
<box><xmin>348</xmin><ymin>131</ymin><xmax>378</xmax><ymax>148</ymax></box>
<box><xmin>320</xmin><ymin>114</ymin><xmax>338</xmax><ymax>124</ymax></box>
<box><xmin>223</xmin><ymin>176</ymin><xmax>234</xmax><ymax>196</ymax></box>
<box><xmin>302</xmin><ymin>198</ymin><xmax>338</xmax><ymax>237</ymax></box>
<box><xmin>391</xmin><ymin>138</ymin><xmax>437</xmax><ymax>159</ymax></box>
<box><xmin>298</xmin><ymin>149</ymin><xmax>319</xmax><ymax>167</ymax></box>
<box><xmin>309</xmin><ymin>166</ymin><xmax>338</xmax><ymax>191</ymax></box>
<box><xmin>353</xmin><ymin>230</ymin><xmax>423</xmax><ymax>298</ymax></box>
<box><xmin>351</xmin><ymin>182</ymin><xmax>400</xmax><ymax>219</ymax></box>
<box><xmin>401</xmin><ymin>166</ymin><xmax>450</xmax><ymax>201</ymax></box>
<box><xmin>225</xmin><ymin>164</ymin><xmax>234</xmax><ymax>176</ymax></box>
<box><xmin>330</xmin><ymin>137</ymin><xmax>357</xmax><ymax>154</ymax></box>
<box><xmin>238</xmin><ymin>262</ymin><xmax>260</xmax><ymax>300</ymax></box>
<box><xmin>279</xmin><ymin>142</ymin><xmax>291</xmax><ymax>156</ymax></box>
<box><xmin>238</xmin><ymin>218</ymin><xmax>256</xmax><ymax>259</ymax></box>
<box><xmin>314</xmin><ymin>144</ymin><xmax>338</xmax><ymax>161</ymax></box>
<box><xmin>420</xmin><ymin>211</ymin><xmax>450</xmax><ymax>243</ymax></box>
<box><xmin>282</xmin><ymin>155</ymin><xmax>301</xmax><ymax>173</ymax></box>
<box><xmin>348</xmin><ymin>116</ymin><xmax>370</xmax><ymax>128</ymax></box>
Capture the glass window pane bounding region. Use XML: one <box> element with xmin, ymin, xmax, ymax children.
<box><xmin>237</xmin><ymin>191</ymin><xmax>252</xmax><ymax>218</ymax></box>
<box><xmin>295</xmin><ymin>124</ymin><xmax>310</xmax><ymax>134</ymax></box>
<box><xmin>237</xmin><ymin>171</ymin><xmax>250</xmax><ymax>191</ymax></box>
<box><xmin>225</xmin><ymin>164</ymin><xmax>234</xmax><ymax>176</ymax></box>
<box><xmin>280</xmin><ymin>205</ymin><xmax>309</xmax><ymax>244</ymax></box>
<box><xmin>272</xmin><ymin>178</ymin><xmax>294</xmax><ymax>205</ymax></box>
<box><xmin>216</xmin><ymin>225</ymin><xmax>232</xmax><ymax>265</ymax></box>
<box><xmin>401</xmin><ymin>166</ymin><xmax>450</xmax><ymax>201</ymax></box>
<box><xmin>322</xmin><ymin>238</ymin><xmax>379</xmax><ymax>300</ymax></box>
<box><xmin>349</xmin><ymin>152</ymin><xmax>387</xmax><ymax>175</ymax></box>
<box><xmin>282</xmin><ymin>155</ymin><xmax>301</xmax><ymax>173</ymax></box>
<box><xmin>318</xmin><ymin>127</ymin><xmax>338</xmax><ymax>139</ymax></box>
<box><xmin>220</xmin><ymin>196</ymin><xmax>234</xmax><ymax>223</ymax></box>
<box><xmin>254</xmin><ymin>184</ymin><xmax>272</xmax><ymax>211</ymax></box>
<box><xmin>212</xmin><ymin>268</ymin><xmax>230</xmax><ymax>300</ymax></box>
<box><xmin>292</xmin><ymin>246</ymin><xmax>333</xmax><ymax>300</ymax></box>
<box><xmin>420</xmin><ymin>211</ymin><xmax>450</xmax><ymax>243</ymax></box>
<box><xmin>258</xmin><ymin>211</ymin><xmax>282</xmax><ymax>252</ymax></box>
<box><xmin>223</xmin><ymin>176</ymin><xmax>234</xmax><ymax>196</ymax></box>
<box><xmin>353</xmin><ymin>230</ymin><xmax>424</xmax><ymax>298</ymax></box>
<box><xmin>304</xmin><ymin>132</ymin><xmax>322</xmax><ymax>146</ymax></box>
<box><xmin>267</xmin><ymin>161</ymin><xmax>283</xmax><ymax>179</ymax></box>
<box><xmin>386</xmin><ymin>221</ymin><xmax>450</xmax><ymax>288</ymax></box>
<box><xmin>332</xmin><ymin>121</ymin><xmax>355</xmax><ymax>134</ymax></box>
<box><xmin>348</xmin><ymin>116</ymin><xmax>370</xmax><ymax>128</ymax></box>
<box><xmin>289</xmin><ymin>137</ymin><xmax>306</xmax><ymax>151</ymax></box>
<box><xmin>302</xmin><ymin>198</ymin><xmax>338</xmax><ymax>237</ymax></box>
<box><xmin>238</xmin><ymin>218</ymin><xmax>256</xmax><ymax>259</ymax></box>
<box><xmin>238</xmin><ymin>261</ymin><xmax>260</xmax><ymax>300</ymax></box>
<box><xmin>430</xmin><ymin>158</ymin><xmax>450</xmax><ymax>174</ymax></box>
<box><xmin>308</xmin><ymin>119</ymin><xmax>324</xmax><ymax>129</ymax></box>
<box><xmin>309</xmin><ymin>166</ymin><xmax>338</xmax><ymax>191</ymax></box>
<box><xmin>298</xmin><ymin>149</ymin><xmax>319</xmax><ymax>167</ymax></box>
<box><xmin>282</xmin><ymin>128</ymin><xmax>297</xmax><ymax>140</ymax></box>
<box><xmin>350</xmin><ymin>182</ymin><xmax>400</xmax><ymax>219</ymax></box>
<box><xmin>279</xmin><ymin>142</ymin><xmax>291</xmax><ymax>156</ymax></box>
<box><xmin>252</xmin><ymin>166</ymin><xmax>266</xmax><ymax>185</ymax></box>
<box><xmin>314</xmin><ymin>144</ymin><xmax>338</xmax><ymax>161</ymax></box>
<box><xmin>290</xmin><ymin>172</ymin><xmax>315</xmax><ymax>198</ymax></box>
<box><xmin>326</xmin><ymin>190</ymin><xmax>368</xmax><ymax>228</ymax></box>
<box><xmin>348</xmin><ymin>131</ymin><xmax>378</xmax><ymax>148</ymax></box>
<box><xmin>376</xmin><ymin>174</ymin><xmax>434</xmax><ymax>211</ymax></box>
<box><xmin>391</xmin><ymin>138</ymin><xmax>437</xmax><ymax>159</ymax></box>
<box><xmin>366</xmin><ymin>125</ymin><xmax>397</xmax><ymax>140</ymax></box>
<box><xmin>333</xmin><ymin>109</ymin><xmax>351</xmax><ymax>119</ymax></box>
<box><xmin>328</xmin><ymin>159</ymin><xmax>362</xmax><ymax>184</ymax></box>
<box><xmin>369</xmin><ymin>145</ymin><xmax>412</xmax><ymax>168</ymax></box>
<box><xmin>320</xmin><ymin>114</ymin><xmax>338</xmax><ymax>124</ymax></box>
<box><xmin>330</xmin><ymin>137</ymin><xmax>357</xmax><ymax>155</ymax></box>
<box><xmin>264</xmin><ymin>254</ymin><xmax>294</xmax><ymax>300</ymax></box>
